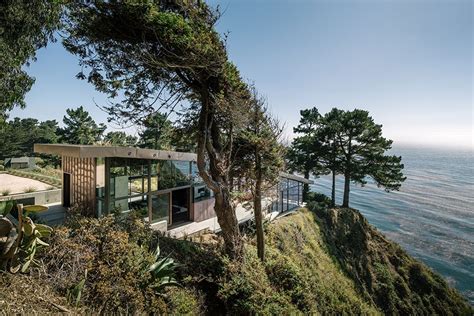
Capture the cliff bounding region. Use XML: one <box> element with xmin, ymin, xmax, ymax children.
<box><xmin>1</xmin><ymin>203</ymin><xmax>472</xmax><ymax>314</ymax></box>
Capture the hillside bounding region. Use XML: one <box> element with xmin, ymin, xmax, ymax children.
<box><xmin>1</xmin><ymin>203</ymin><xmax>472</xmax><ymax>314</ymax></box>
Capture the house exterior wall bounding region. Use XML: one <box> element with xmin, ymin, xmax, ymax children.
<box><xmin>62</xmin><ymin>156</ymin><xmax>96</xmax><ymax>215</ymax></box>
<box><xmin>192</xmin><ymin>198</ymin><xmax>216</xmax><ymax>222</ymax></box>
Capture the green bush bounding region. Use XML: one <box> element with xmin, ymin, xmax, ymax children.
<box><xmin>218</xmin><ymin>247</ymin><xmax>297</xmax><ymax>314</ymax></box>
<box><xmin>165</xmin><ymin>287</ymin><xmax>203</xmax><ymax>315</ymax></box>
<box><xmin>37</xmin><ymin>213</ymin><xmax>175</xmax><ymax>314</ymax></box>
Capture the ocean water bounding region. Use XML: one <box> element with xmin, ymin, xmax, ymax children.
<box><xmin>310</xmin><ymin>146</ymin><xmax>474</xmax><ymax>304</ymax></box>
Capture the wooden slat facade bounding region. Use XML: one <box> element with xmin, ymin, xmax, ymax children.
<box><xmin>62</xmin><ymin>155</ymin><xmax>96</xmax><ymax>216</ymax></box>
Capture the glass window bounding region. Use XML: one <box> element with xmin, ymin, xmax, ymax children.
<box><xmin>152</xmin><ymin>193</ymin><xmax>169</xmax><ymax>223</ymax></box>
<box><xmin>193</xmin><ymin>183</ymin><xmax>213</xmax><ymax>202</ymax></box>
<box><xmin>158</xmin><ymin>161</ymin><xmax>175</xmax><ymax>190</ymax></box>
<box><xmin>128</xmin><ymin>195</ymin><xmax>149</xmax><ymax>220</ymax></box>
<box><xmin>174</xmin><ymin>161</ymin><xmax>191</xmax><ymax>187</ymax></box>
<box><xmin>96</xmin><ymin>157</ymin><xmax>105</xmax><ymax>198</ymax></box>
<box><xmin>157</xmin><ymin>160</ymin><xmax>191</xmax><ymax>190</ymax></box>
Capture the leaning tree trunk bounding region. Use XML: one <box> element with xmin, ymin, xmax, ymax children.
<box><xmin>196</xmin><ymin>90</ymin><xmax>242</xmax><ymax>259</ymax></box>
<box><xmin>254</xmin><ymin>152</ymin><xmax>264</xmax><ymax>261</ymax></box>
<box><xmin>214</xmin><ymin>187</ymin><xmax>242</xmax><ymax>257</ymax></box>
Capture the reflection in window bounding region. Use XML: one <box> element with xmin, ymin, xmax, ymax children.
<box><xmin>157</xmin><ymin>160</ymin><xmax>191</xmax><ymax>190</ymax></box>
<box><xmin>193</xmin><ymin>184</ymin><xmax>213</xmax><ymax>202</ymax></box>
<box><xmin>152</xmin><ymin>193</ymin><xmax>169</xmax><ymax>223</ymax></box>
<box><xmin>96</xmin><ymin>157</ymin><xmax>105</xmax><ymax>198</ymax></box>
<box><xmin>129</xmin><ymin>195</ymin><xmax>149</xmax><ymax>220</ymax></box>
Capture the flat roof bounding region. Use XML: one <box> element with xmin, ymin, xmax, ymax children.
<box><xmin>279</xmin><ymin>172</ymin><xmax>314</xmax><ymax>184</ymax></box>
<box><xmin>34</xmin><ymin>144</ymin><xmax>197</xmax><ymax>162</ymax></box>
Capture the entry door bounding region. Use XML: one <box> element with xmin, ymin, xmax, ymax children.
<box><xmin>63</xmin><ymin>173</ymin><xmax>71</xmax><ymax>207</ymax></box>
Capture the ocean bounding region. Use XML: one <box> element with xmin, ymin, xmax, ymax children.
<box><xmin>310</xmin><ymin>146</ymin><xmax>474</xmax><ymax>304</ymax></box>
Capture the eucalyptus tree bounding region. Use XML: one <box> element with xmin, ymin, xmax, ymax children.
<box><xmin>64</xmin><ymin>1</ymin><xmax>251</xmax><ymax>257</ymax></box>
<box><xmin>287</xmin><ymin>108</ymin><xmax>328</xmax><ymax>201</ymax></box>
<box><xmin>231</xmin><ymin>90</ymin><xmax>284</xmax><ymax>261</ymax></box>
<box><xmin>335</xmin><ymin>109</ymin><xmax>406</xmax><ymax>207</ymax></box>
<box><xmin>0</xmin><ymin>0</ymin><xmax>63</xmax><ymax>117</ymax></box>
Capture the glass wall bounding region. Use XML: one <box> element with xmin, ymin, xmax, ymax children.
<box><xmin>100</xmin><ymin>157</ymin><xmax>195</xmax><ymax>224</ymax></box>
<box><xmin>191</xmin><ymin>161</ymin><xmax>214</xmax><ymax>202</ymax></box>
<box><xmin>155</xmin><ymin>160</ymin><xmax>191</xmax><ymax>190</ymax></box>
<box><xmin>152</xmin><ymin>193</ymin><xmax>169</xmax><ymax>223</ymax></box>
<box><xmin>95</xmin><ymin>158</ymin><xmax>106</xmax><ymax>216</ymax></box>
<box><xmin>270</xmin><ymin>177</ymin><xmax>305</xmax><ymax>213</ymax></box>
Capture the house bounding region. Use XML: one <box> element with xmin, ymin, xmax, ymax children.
<box><xmin>4</xmin><ymin>157</ymin><xmax>36</xmax><ymax>169</ymax></box>
<box><xmin>34</xmin><ymin>144</ymin><xmax>312</xmax><ymax>233</ymax></box>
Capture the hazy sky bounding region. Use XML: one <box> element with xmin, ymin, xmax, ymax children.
<box><xmin>10</xmin><ymin>0</ymin><xmax>473</xmax><ymax>149</ymax></box>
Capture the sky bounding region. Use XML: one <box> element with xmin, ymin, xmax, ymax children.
<box><xmin>10</xmin><ymin>0</ymin><xmax>473</xmax><ymax>150</ymax></box>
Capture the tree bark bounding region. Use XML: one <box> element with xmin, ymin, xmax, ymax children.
<box><xmin>342</xmin><ymin>137</ymin><xmax>352</xmax><ymax>208</ymax></box>
<box><xmin>214</xmin><ymin>187</ymin><xmax>242</xmax><ymax>257</ymax></box>
<box><xmin>331</xmin><ymin>168</ymin><xmax>336</xmax><ymax>207</ymax></box>
<box><xmin>254</xmin><ymin>152</ymin><xmax>264</xmax><ymax>261</ymax></box>
<box><xmin>303</xmin><ymin>169</ymin><xmax>310</xmax><ymax>202</ymax></box>
<box><xmin>342</xmin><ymin>172</ymin><xmax>350</xmax><ymax>207</ymax></box>
<box><xmin>196</xmin><ymin>87</ymin><xmax>242</xmax><ymax>259</ymax></box>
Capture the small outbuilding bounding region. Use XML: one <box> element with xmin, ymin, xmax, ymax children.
<box><xmin>4</xmin><ymin>157</ymin><xmax>36</xmax><ymax>169</ymax></box>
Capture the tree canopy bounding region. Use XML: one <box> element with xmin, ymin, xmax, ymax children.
<box><xmin>0</xmin><ymin>0</ymin><xmax>62</xmax><ymax>118</ymax></box>
<box><xmin>0</xmin><ymin>118</ymin><xmax>58</xmax><ymax>160</ymax></box>
<box><xmin>59</xmin><ymin>106</ymin><xmax>106</xmax><ymax>145</ymax></box>
<box><xmin>288</xmin><ymin>107</ymin><xmax>405</xmax><ymax>208</ymax></box>
<box><xmin>138</xmin><ymin>113</ymin><xmax>174</xmax><ymax>150</ymax></box>
<box><xmin>287</xmin><ymin>108</ymin><xmax>329</xmax><ymax>201</ymax></box>
<box><xmin>231</xmin><ymin>89</ymin><xmax>284</xmax><ymax>261</ymax></box>
<box><xmin>64</xmin><ymin>0</ymin><xmax>252</xmax><ymax>257</ymax></box>
<box><xmin>104</xmin><ymin>131</ymin><xmax>137</xmax><ymax>147</ymax></box>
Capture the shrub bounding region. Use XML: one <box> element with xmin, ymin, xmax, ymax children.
<box><xmin>23</xmin><ymin>186</ymin><xmax>37</xmax><ymax>193</ymax></box>
<box><xmin>307</xmin><ymin>192</ymin><xmax>332</xmax><ymax>206</ymax></box>
<box><xmin>0</xmin><ymin>165</ymin><xmax>4</xmax><ymax>171</ymax></box>
<box><xmin>218</xmin><ymin>247</ymin><xmax>297</xmax><ymax>314</ymax></box>
<box><xmin>1</xmin><ymin>189</ymin><xmax>10</xmax><ymax>196</ymax></box>
<box><xmin>36</xmin><ymin>213</ymin><xmax>177</xmax><ymax>314</ymax></box>
<box><xmin>165</xmin><ymin>287</ymin><xmax>203</xmax><ymax>315</ymax></box>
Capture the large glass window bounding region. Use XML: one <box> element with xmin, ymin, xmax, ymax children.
<box><xmin>101</xmin><ymin>157</ymin><xmax>195</xmax><ymax>219</ymax></box>
<box><xmin>152</xmin><ymin>193</ymin><xmax>169</xmax><ymax>223</ymax></box>
<box><xmin>156</xmin><ymin>160</ymin><xmax>191</xmax><ymax>190</ymax></box>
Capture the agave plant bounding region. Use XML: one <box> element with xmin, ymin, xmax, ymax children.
<box><xmin>148</xmin><ymin>244</ymin><xmax>180</xmax><ymax>292</ymax></box>
<box><xmin>0</xmin><ymin>202</ymin><xmax>52</xmax><ymax>273</ymax></box>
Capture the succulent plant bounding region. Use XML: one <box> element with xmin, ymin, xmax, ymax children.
<box><xmin>0</xmin><ymin>204</ymin><xmax>52</xmax><ymax>273</ymax></box>
<box><xmin>148</xmin><ymin>244</ymin><xmax>180</xmax><ymax>292</ymax></box>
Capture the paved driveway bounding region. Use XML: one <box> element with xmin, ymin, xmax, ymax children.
<box><xmin>0</xmin><ymin>173</ymin><xmax>51</xmax><ymax>195</ymax></box>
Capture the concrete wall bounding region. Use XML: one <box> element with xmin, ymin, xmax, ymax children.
<box><xmin>150</xmin><ymin>219</ymin><xmax>168</xmax><ymax>233</ymax></box>
<box><xmin>192</xmin><ymin>198</ymin><xmax>216</xmax><ymax>222</ymax></box>
<box><xmin>0</xmin><ymin>189</ymin><xmax>61</xmax><ymax>205</ymax></box>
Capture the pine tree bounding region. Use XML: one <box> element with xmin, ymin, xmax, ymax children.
<box><xmin>104</xmin><ymin>131</ymin><xmax>137</xmax><ymax>146</ymax></box>
<box><xmin>138</xmin><ymin>113</ymin><xmax>173</xmax><ymax>150</ymax></box>
<box><xmin>231</xmin><ymin>90</ymin><xmax>284</xmax><ymax>261</ymax></box>
<box><xmin>335</xmin><ymin>109</ymin><xmax>406</xmax><ymax>207</ymax></box>
<box><xmin>287</xmin><ymin>108</ymin><xmax>329</xmax><ymax>201</ymax></box>
<box><xmin>0</xmin><ymin>1</ymin><xmax>62</xmax><ymax>117</ymax></box>
<box><xmin>59</xmin><ymin>106</ymin><xmax>106</xmax><ymax>145</ymax></box>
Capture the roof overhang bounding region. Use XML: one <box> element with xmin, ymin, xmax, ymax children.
<box><xmin>279</xmin><ymin>171</ymin><xmax>314</xmax><ymax>184</ymax></box>
<box><xmin>34</xmin><ymin>144</ymin><xmax>197</xmax><ymax>162</ymax></box>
